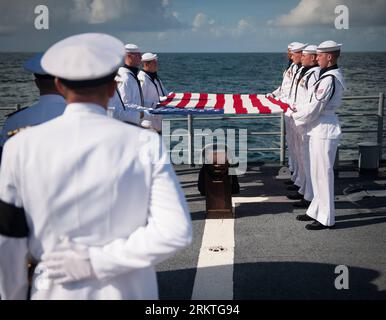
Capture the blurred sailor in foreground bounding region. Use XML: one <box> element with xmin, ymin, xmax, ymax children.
<box><xmin>292</xmin><ymin>40</ymin><xmax>346</xmax><ymax>230</ymax></box>
<box><xmin>0</xmin><ymin>53</ymin><xmax>66</xmax><ymax>161</ymax></box>
<box><xmin>0</xmin><ymin>33</ymin><xmax>192</xmax><ymax>300</ymax></box>
<box><xmin>288</xmin><ymin>45</ymin><xmax>320</xmax><ymax>208</ymax></box>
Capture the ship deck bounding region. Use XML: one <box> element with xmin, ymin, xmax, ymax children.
<box><xmin>156</xmin><ymin>162</ymin><xmax>386</xmax><ymax>300</ymax></box>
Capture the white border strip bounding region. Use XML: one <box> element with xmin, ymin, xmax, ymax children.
<box><xmin>191</xmin><ymin>218</ymin><xmax>235</xmax><ymax>300</ymax></box>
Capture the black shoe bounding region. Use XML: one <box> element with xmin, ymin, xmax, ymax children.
<box><xmin>305</xmin><ymin>221</ymin><xmax>334</xmax><ymax>230</ymax></box>
<box><xmin>296</xmin><ymin>214</ymin><xmax>314</xmax><ymax>221</ymax></box>
<box><xmin>286</xmin><ymin>185</ymin><xmax>300</xmax><ymax>191</ymax></box>
<box><xmin>286</xmin><ymin>192</ymin><xmax>303</xmax><ymax>200</ymax></box>
<box><xmin>284</xmin><ymin>180</ymin><xmax>294</xmax><ymax>185</ymax></box>
<box><xmin>293</xmin><ymin>199</ymin><xmax>311</xmax><ymax>208</ymax></box>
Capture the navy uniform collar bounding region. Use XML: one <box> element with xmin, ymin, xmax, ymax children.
<box><xmin>64</xmin><ymin>103</ymin><xmax>107</xmax><ymax>116</ymax></box>
<box><xmin>144</xmin><ymin>70</ymin><xmax>158</xmax><ymax>81</ymax></box>
<box><xmin>320</xmin><ymin>64</ymin><xmax>338</xmax><ymax>78</ymax></box>
<box><xmin>124</xmin><ymin>65</ymin><xmax>139</xmax><ymax>77</ymax></box>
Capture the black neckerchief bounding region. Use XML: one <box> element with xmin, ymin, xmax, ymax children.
<box><xmin>288</xmin><ymin>64</ymin><xmax>303</xmax><ymax>99</ymax></box>
<box><xmin>292</xmin><ymin>62</ymin><xmax>301</xmax><ymax>74</ymax></box>
<box><xmin>319</xmin><ymin>64</ymin><xmax>338</xmax><ymax>78</ymax></box>
<box><xmin>144</xmin><ymin>71</ymin><xmax>158</xmax><ymax>81</ymax></box>
<box><xmin>144</xmin><ymin>71</ymin><xmax>166</xmax><ymax>96</ymax></box>
<box><xmin>122</xmin><ymin>65</ymin><xmax>144</xmax><ymax>105</ymax></box>
<box><xmin>293</xmin><ymin>64</ymin><xmax>318</xmax><ymax>102</ymax></box>
<box><xmin>124</xmin><ymin>65</ymin><xmax>139</xmax><ymax>77</ymax></box>
<box><xmin>311</xmin><ymin>65</ymin><xmax>339</xmax><ymax>103</ymax></box>
<box><xmin>298</xmin><ymin>65</ymin><xmax>313</xmax><ymax>80</ymax></box>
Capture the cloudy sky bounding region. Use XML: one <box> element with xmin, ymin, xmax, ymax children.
<box><xmin>0</xmin><ymin>0</ymin><xmax>385</xmax><ymax>52</ymax></box>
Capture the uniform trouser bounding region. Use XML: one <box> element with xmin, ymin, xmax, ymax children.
<box><xmin>284</xmin><ymin>114</ymin><xmax>296</xmax><ymax>175</ymax></box>
<box><xmin>289</xmin><ymin>117</ymin><xmax>301</xmax><ymax>185</ymax></box>
<box><xmin>306</xmin><ymin>136</ymin><xmax>338</xmax><ymax>226</ymax></box>
<box><xmin>302</xmin><ymin>134</ymin><xmax>313</xmax><ymax>202</ymax></box>
<box><xmin>294</xmin><ymin>126</ymin><xmax>306</xmax><ymax>195</ymax></box>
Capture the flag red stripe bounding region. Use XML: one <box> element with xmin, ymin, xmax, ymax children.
<box><xmin>249</xmin><ymin>94</ymin><xmax>271</xmax><ymax>114</ymax></box>
<box><xmin>175</xmin><ymin>93</ymin><xmax>192</xmax><ymax>108</ymax></box>
<box><xmin>233</xmin><ymin>94</ymin><xmax>248</xmax><ymax>114</ymax></box>
<box><xmin>195</xmin><ymin>93</ymin><xmax>208</xmax><ymax>109</ymax></box>
<box><xmin>266</xmin><ymin>96</ymin><xmax>289</xmax><ymax>112</ymax></box>
<box><xmin>159</xmin><ymin>92</ymin><xmax>176</xmax><ymax>106</ymax></box>
<box><xmin>214</xmin><ymin>94</ymin><xmax>225</xmax><ymax>109</ymax></box>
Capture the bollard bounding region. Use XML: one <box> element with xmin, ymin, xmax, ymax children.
<box><xmin>198</xmin><ymin>145</ymin><xmax>234</xmax><ymax>219</ymax></box>
<box><xmin>358</xmin><ymin>142</ymin><xmax>379</xmax><ymax>174</ymax></box>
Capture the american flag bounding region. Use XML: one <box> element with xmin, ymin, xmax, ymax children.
<box><xmin>151</xmin><ymin>92</ymin><xmax>289</xmax><ymax>115</ymax></box>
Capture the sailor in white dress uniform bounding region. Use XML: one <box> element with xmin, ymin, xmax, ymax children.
<box><xmin>269</xmin><ymin>42</ymin><xmax>297</xmax><ymax>101</ymax></box>
<box><xmin>267</xmin><ymin>42</ymin><xmax>306</xmax><ymax>178</ymax></box>
<box><xmin>0</xmin><ymin>53</ymin><xmax>66</xmax><ymax>157</ymax></box>
<box><xmin>138</xmin><ymin>53</ymin><xmax>169</xmax><ymax>132</ymax></box>
<box><xmin>284</xmin><ymin>42</ymin><xmax>308</xmax><ymax>189</ymax></box>
<box><xmin>108</xmin><ymin>44</ymin><xmax>157</xmax><ymax>130</ymax></box>
<box><xmin>292</xmin><ymin>41</ymin><xmax>346</xmax><ymax>230</ymax></box>
<box><xmin>0</xmin><ymin>33</ymin><xmax>192</xmax><ymax>300</ymax></box>
<box><xmin>288</xmin><ymin>45</ymin><xmax>320</xmax><ymax>207</ymax></box>
<box><xmin>109</xmin><ymin>44</ymin><xmax>143</xmax><ymax>124</ymax></box>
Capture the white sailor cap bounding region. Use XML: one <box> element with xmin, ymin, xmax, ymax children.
<box><xmin>302</xmin><ymin>45</ymin><xmax>317</xmax><ymax>55</ymax></box>
<box><xmin>125</xmin><ymin>43</ymin><xmax>140</xmax><ymax>53</ymax></box>
<box><xmin>317</xmin><ymin>40</ymin><xmax>342</xmax><ymax>53</ymax></box>
<box><xmin>41</xmin><ymin>33</ymin><xmax>125</xmax><ymax>87</ymax></box>
<box><xmin>291</xmin><ymin>42</ymin><xmax>308</xmax><ymax>53</ymax></box>
<box><xmin>142</xmin><ymin>52</ymin><xmax>158</xmax><ymax>62</ymax></box>
<box><xmin>24</xmin><ymin>53</ymin><xmax>48</xmax><ymax>75</ymax></box>
<box><xmin>288</xmin><ymin>42</ymin><xmax>297</xmax><ymax>49</ymax></box>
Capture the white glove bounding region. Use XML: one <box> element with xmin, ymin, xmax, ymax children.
<box><xmin>265</xmin><ymin>93</ymin><xmax>275</xmax><ymax>98</ymax></box>
<box><xmin>141</xmin><ymin>110</ymin><xmax>162</xmax><ymax>133</ymax></box>
<box><xmin>41</xmin><ymin>239</ymin><xmax>96</xmax><ymax>285</ymax></box>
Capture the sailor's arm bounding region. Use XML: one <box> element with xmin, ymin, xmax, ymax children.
<box><xmin>292</xmin><ymin>77</ymin><xmax>334</xmax><ymax>126</ymax></box>
<box><xmin>270</xmin><ymin>86</ymin><xmax>281</xmax><ymax>98</ymax></box>
<box><xmin>112</xmin><ymin>104</ymin><xmax>142</xmax><ymax>124</ymax></box>
<box><xmin>109</xmin><ymin>91</ymin><xmax>142</xmax><ymax>124</ymax></box>
<box><xmin>88</xmin><ymin>136</ymin><xmax>192</xmax><ymax>280</ymax></box>
<box><xmin>0</xmin><ymin>139</ymin><xmax>29</xmax><ymax>300</ymax></box>
<box><xmin>159</xmin><ymin>79</ymin><xmax>169</xmax><ymax>97</ymax></box>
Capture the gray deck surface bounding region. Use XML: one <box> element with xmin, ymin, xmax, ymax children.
<box><xmin>156</xmin><ymin>162</ymin><xmax>386</xmax><ymax>300</ymax></box>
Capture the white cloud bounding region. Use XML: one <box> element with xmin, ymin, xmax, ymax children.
<box><xmin>71</xmin><ymin>0</ymin><xmax>126</xmax><ymax>24</ymax></box>
<box><xmin>0</xmin><ymin>0</ymin><xmax>184</xmax><ymax>34</ymax></box>
<box><xmin>270</xmin><ymin>0</ymin><xmax>386</xmax><ymax>27</ymax></box>
<box><xmin>192</xmin><ymin>12</ymin><xmax>215</xmax><ymax>30</ymax></box>
<box><xmin>192</xmin><ymin>14</ymin><xmax>257</xmax><ymax>39</ymax></box>
<box><xmin>232</xmin><ymin>18</ymin><xmax>253</xmax><ymax>36</ymax></box>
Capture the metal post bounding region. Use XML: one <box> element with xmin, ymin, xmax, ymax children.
<box><xmin>187</xmin><ymin>114</ymin><xmax>194</xmax><ymax>167</ymax></box>
<box><xmin>377</xmin><ymin>92</ymin><xmax>384</xmax><ymax>162</ymax></box>
<box><xmin>280</xmin><ymin>112</ymin><xmax>286</xmax><ymax>165</ymax></box>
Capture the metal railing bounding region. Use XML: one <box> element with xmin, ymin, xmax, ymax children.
<box><xmin>1</xmin><ymin>94</ymin><xmax>384</xmax><ymax>165</ymax></box>
<box><xmin>162</xmin><ymin>93</ymin><xmax>385</xmax><ymax>165</ymax></box>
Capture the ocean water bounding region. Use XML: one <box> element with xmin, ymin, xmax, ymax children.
<box><xmin>1</xmin><ymin>52</ymin><xmax>385</xmax><ymax>161</ymax></box>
